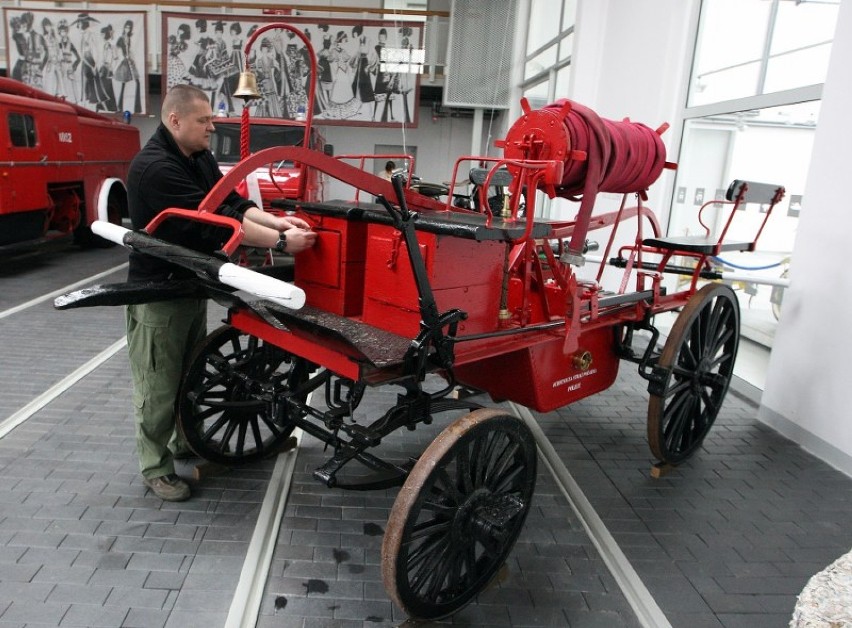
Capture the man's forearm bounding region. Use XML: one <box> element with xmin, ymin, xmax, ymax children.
<box><xmin>243</xmin><ymin>206</ymin><xmax>276</xmax><ymax>229</ymax></box>
<box><xmin>240</xmin><ymin>216</ymin><xmax>279</xmax><ymax>248</ymax></box>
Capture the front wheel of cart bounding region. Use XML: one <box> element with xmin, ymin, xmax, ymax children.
<box><xmin>648</xmin><ymin>283</ymin><xmax>740</xmax><ymax>464</ymax></box>
<box><xmin>382</xmin><ymin>408</ymin><xmax>537</xmax><ymax>620</ymax></box>
<box><xmin>177</xmin><ymin>325</ymin><xmax>310</xmax><ymax>465</ymax></box>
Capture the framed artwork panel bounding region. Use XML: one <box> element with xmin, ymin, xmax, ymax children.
<box><xmin>163</xmin><ymin>13</ymin><xmax>421</xmax><ymax>127</ymax></box>
<box><xmin>4</xmin><ymin>8</ymin><xmax>148</xmax><ymax>116</ymax></box>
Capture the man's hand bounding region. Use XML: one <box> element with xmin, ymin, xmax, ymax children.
<box><xmin>282</xmin><ymin>227</ymin><xmax>317</xmax><ymax>254</ymax></box>
<box><xmin>243</xmin><ymin>207</ymin><xmax>313</xmax><ymax>233</ymax></box>
<box><xmin>272</xmin><ymin>214</ymin><xmax>313</xmax><ymax>231</ymax></box>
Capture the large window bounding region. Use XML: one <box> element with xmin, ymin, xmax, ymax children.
<box><xmin>522</xmin><ymin>0</ymin><xmax>577</xmax><ymax>100</ymax></box>
<box><xmin>674</xmin><ymin>0</ymin><xmax>839</xmax><ymax>353</ymax></box>
<box><xmin>689</xmin><ymin>0</ymin><xmax>839</xmax><ymax>107</ymax></box>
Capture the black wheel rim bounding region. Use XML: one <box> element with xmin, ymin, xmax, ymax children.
<box><xmin>390</xmin><ymin>414</ymin><xmax>537</xmax><ymax>619</ymax></box>
<box><xmin>650</xmin><ymin>284</ymin><xmax>739</xmax><ymax>463</ymax></box>
<box><xmin>178</xmin><ymin>326</ymin><xmax>308</xmax><ymax>465</ymax></box>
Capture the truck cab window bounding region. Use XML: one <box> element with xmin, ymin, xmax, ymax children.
<box><xmin>8</xmin><ymin>113</ymin><xmax>37</xmax><ymax>148</ymax></box>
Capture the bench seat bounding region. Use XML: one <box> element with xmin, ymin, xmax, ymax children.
<box><xmin>642</xmin><ymin>235</ymin><xmax>753</xmax><ymax>255</ymax></box>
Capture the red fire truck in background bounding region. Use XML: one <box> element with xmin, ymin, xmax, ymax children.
<box><xmin>210</xmin><ymin>116</ymin><xmax>326</xmax><ymax>210</ymax></box>
<box><xmin>0</xmin><ymin>77</ymin><xmax>139</xmax><ymax>249</ymax></box>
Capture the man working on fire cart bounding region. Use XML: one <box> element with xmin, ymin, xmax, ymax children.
<box><xmin>126</xmin><ymin>83</ymin><xmax>317</xmax><ymax>501</ymax></box>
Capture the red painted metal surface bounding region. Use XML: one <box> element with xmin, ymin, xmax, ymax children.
<box><xmin>0</xmin><ymin>77</ymin><xmax>139</xmax><ymax>247</ymax></box>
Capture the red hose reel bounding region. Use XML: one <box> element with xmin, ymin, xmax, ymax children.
<box><xmin>499</xmin><ymin>98</ymin><xmax>672</xmax><ymax>259</ymax></box>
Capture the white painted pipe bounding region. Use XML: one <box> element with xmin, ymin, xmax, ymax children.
<box><xmin>218</xmin><ymin>263</ymin><xmax>305</xmax><ymax>310</ymax></box>
<box><xmin>92</xmin><ymin>220</ymin><xmax>129</xmax><ymax>245</ymax></box>
<box><xmin>91</xmin><ymin>220</ymin><xmax>306</xmax><ymax>310</ymax></box>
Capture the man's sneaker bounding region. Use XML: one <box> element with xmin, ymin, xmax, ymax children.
<box><xmin>143</xmin><ymin>474</ymin><xmax>191</xmax><ymax>502</ymax></box>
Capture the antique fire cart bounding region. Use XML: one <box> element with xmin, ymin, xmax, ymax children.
<box><xmin>57</xmin><ymin>23</ymin><xmax>785</xmax><ymax>621</ymax></box>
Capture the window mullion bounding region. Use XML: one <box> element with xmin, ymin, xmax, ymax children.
<box><xmin>757</xmin><ymin>0</ymin><xmax>780</xmax><ymax>96</ymax></box>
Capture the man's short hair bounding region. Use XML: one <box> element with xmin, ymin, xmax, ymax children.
<box><xmin>161</xmin><ymin>84</ymin><xmax>209</xmax><ymax>123</ymax></box>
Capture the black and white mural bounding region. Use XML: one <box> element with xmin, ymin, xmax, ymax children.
<box><xmin>4</xmin><ymin>9</ymin><xmax>148</xmax><ymax>116</ymax></box>
<box><xmin>163</xmin><ymin>13</ymin><xmax>422</xmax><ymax>127</ymax></box>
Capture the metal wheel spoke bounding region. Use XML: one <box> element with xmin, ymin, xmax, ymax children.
<box><xmin>197</xmin><ymin>371</ymin><xmax>229</xmax><ymax>391</ymax></box>
<box><xmin>249</xmin><ymin>416</ymin><xmax>264</xmax><ymax>452</ymax></box>
<box><xmin>219</xmin><ymin>414</ymin><xmax>239</xmax><ymax>447</ymax></box>
<box><xmin>437</xmin><ymin>545</ymin><xmax>467</xmax><ymax>599</ymax></box>
<box><xmin>467</xmin><ymin>439</ymin><xmax>482</xmax><ymax>490</ymax></box>
<box><xmin>664</xmin><ymin>390</ymin><xmax>693</xmax><ymax>446</ymax></box>
<box><xmin>492</xmin><ymin>462</ymin><xmax>526</xmax><ymax>494</ymax></box>
<box><xmin>689</xmin><ymin>315</ymin><xmax>705</xmax><ymax>360</ymax></box>
<box><xmin>680</xmin><ymin>396</ymin><xmax>701</xmax><ymax>452</ymax></box>
<box><xmin>447</xmin><ymin>548</ymin><xmax>466</xmax><ymax>598</ymax></box>
<box><xmin>670</xmin><ymin>362</ymin><xmax>695</xmax><ymax>379</ymax></box>
<box><xmin>195</xmin><ymin>388</ymin><xmax>228</xmax><ymax>402</ymax></box>
<box><xmin>699</xmin><ymin>387</ymin><xmax>719</xmax><ymax>416</ymax></box>
<box><xmin>258</xmin><ymin>413</ymin><xmax>283</xmax><ymax>435</ymax></box>
<box><xmin>462</xmin><ymin>541</ymin><xmax>477</xmax><ymax>587</ymax></box>
<box><xmin>476</xmin><ymin>432</ymin><xmax>501</xmax><ymax>486</ymax></box>
<box><xmin>707</xmin><ymin>329</ymin><xmax>735</xmax><ymax>366</ymax></box>
<box><xmin>666</xmin><ymin>399</ymin><xmax>692</xmax><ymax>453</ymax></box>
<box><xmin>485</xmin><ymin>439</ymin><xmax>519</xmax><ymax>490</ymax></box>
<box><xmin>679</xmin><ymin>337</ymin><xmax>701</xmax><ymax>372</ymax></box>
<box><xmin>701</xmin><ymin>301</ymin><xmax>722</xmax><ymax>352</ymax></box>
<box><xmin>434</xmin><ymin>467</ymin><xmax>465</xmax><ymax>505</ymax></box>
<box><xmin>665</xmin><ymin>376</ymin><xmax>691</xmax><ymax>401</ymax></box>
<box><xmin>235</xmin><ymin>420</ymin><xmax>248</xmax><ymax>456</ymax></box>
<box><xmin>201</xmin><ymin>413</ymin><xmax>230</xmax><ymax>441</ymax></box>
<box><xmin>408</xmin><ymin>535</ymin><xmax>451</xmax><ymax>590</ymax></box>
<box><xmin>425</xmin><ymin>545</ymin><xmax>455</xmax><ymax>600</ymax></box>
<box><xmin>704</xmin><ymin>310</ymin><xmax>733</xmax><ymax>357</ymax></box>
<box><xmin>422</xmin><ymin>497</ymin><xmax>458</xmax><ymax>518</ymax></box>
<box><xmin>665</xmin><ymin>388</ymin><xmax>692</xmax><ymax>422</ymax></box>
<box><xmin>194</xmin><ymin>404</ymin><xmax>223</xmax><ymax>424</ymax></box>
<box><xmin>407</xmin><ymin>517</ymin><xmax>453</xmax><ymax>542</ymax></box>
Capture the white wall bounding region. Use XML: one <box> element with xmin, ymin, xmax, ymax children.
<box><xmin>570</xmin><ymin>0</ymin><xmax>697</xmax><ymax>219</ymax></box>
<box><xmin>759</xmin><ymin>0</ymin><xmax>852</xmax><ymax>474</ymax></box>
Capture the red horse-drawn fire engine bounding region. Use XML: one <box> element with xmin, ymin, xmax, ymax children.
<box><xmin>57</xmin><ymin>23</ymin><xmax>784</xmax><ymax>620</ymax></box>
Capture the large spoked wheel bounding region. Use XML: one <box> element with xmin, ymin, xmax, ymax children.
<box><xmin>649</xmin><ymin>283</ymin><xmax>740</xmax><ymax>464</ymax></box>
<box><xmin>382</xmin><ymin>408</ymin><xmax>537</xmax><ymax>620</ymax></box>
<box><xmin>178</xmin><ymin>325</ymin><xmax>310</xmax><ymax>465</ymax></box>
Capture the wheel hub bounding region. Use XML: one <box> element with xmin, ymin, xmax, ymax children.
<box><xmin>455</xmin><ymin>489</ymin><xmax>524</xmax><ymax>546</ymax></box>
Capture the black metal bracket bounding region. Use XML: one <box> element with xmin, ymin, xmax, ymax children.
<box><xmin>615</xmin><ymin>318</ymin><xmax>669</xmax><ymax>396</ymax></box>
<box><xmin>280</xmin><ymin>367</ymin><xmax>483</xmax><ymax>490</ymax></box>
<box><xmin>376</xmin><ymin>175</ymin><xmax>468</xmax><ymax>378</ymax></box>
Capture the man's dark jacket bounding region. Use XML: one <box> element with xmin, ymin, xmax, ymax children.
<box><xmin>127</xmin><ymin>123</ymin><xmax>256</xmax><ymax>282</ymax></box>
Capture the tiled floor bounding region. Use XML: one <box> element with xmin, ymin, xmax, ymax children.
<box><xmin>2</xmin><ymin>243</ymin><xmax>852</xmax><ymax>627</ymax></box>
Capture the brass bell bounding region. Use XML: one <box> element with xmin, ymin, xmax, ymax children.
<box><xmin>234</xmin><ymin>71</ymin><xmax>261</xmax><ymax>101</ymax></box>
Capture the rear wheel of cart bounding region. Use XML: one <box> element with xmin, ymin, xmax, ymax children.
<box><xmin>382</xmin><ymin>408</ymin><xmax>537</xmax><ymax>620</ymax></box>
<box><xmin>178</xmin><ymin>325</ymin><xmax>310</xmax><ymax>465</ymax></box>
<box><xmin>648</xmin><ymin>283</ymin><xmax>740</xmax><ymax>464</ymax></box>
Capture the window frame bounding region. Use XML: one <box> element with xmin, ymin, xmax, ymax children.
<box><xmin>8</xmin><ymin>112</ymin><xmax>37</xmax><ymax>148</ymax></box>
